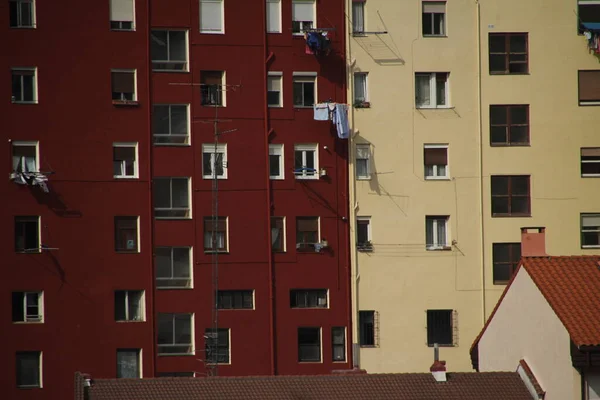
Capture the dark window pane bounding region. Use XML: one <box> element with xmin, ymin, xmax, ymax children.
<box><xmin>267</xmin><ymin>91</ymin><xmax>280</xmax><ymax>105</ymax></box>
<box><xmin>303</xmin><ymin>83</ymin><xmax>315</xmax><ymax>106</ymax></box>
<box><xmin>492</xmin><ymin>197</ymin><xmax>509</xmax><ymax>215</ymax></box>
<box><xmin>492</xmin><ymin>243</ymin><xmax>510</xmax><ymax>262</ymax></box>
<box><xmin>510</xmin><ymin>106</ymin><xmax>528</xmax><ymax>124</ymax></box>
<box><xmin>114</xmin><ymin>291</ymin><xmax>126</xmax><ymax>320</ymax></box>
<box><xmin>583</xmin><ymin>232</ymin><xmax>600</xmax><ymax>246</ymax></box>
<box><xmin>151</xmin><ymin>31</ymin><xmax>169</xmax><ymax>60</ymax></box>
<box><xmin>490</xmin><ymin>126</ymin><xmax>508</xmax><ymax>144</ymax></box>
<box><xmin>509</xmin><ymin>35</ymin><xmax>527</xmax><ymax>53</ymax></box>
<box><xmin>359</xmin><ymin>311</ymin><xmax>375</xmax><ymax>346</ymax></box>
<box><xmin>269</xmin><ymin>154</ymin><xmax>280</xmax><ymax>176</ymax></box>
<box><xmin>491</xmin><ymin>176</ymin><xmax>508</xmax><ymax>195</ymax></box>
<box><xmin>510</xmin><ymin>126</ymin><xmax>529</xmax><ymax>144</ymax></box>
<box><xmin>293</xmin><ymin>83</ymin><xmax>303</xmax><ymax>106</ymax></box>
<box><xmin>427</xmin><ymin>310</ymin><xmax>452</xmax><ymax>346</ymax></box>
<box><xmin>23</xmin><ymin>75</ymin><xmax>34</xmax><ymax>101</ymax></box>
<box><xmin>512</xmin><ymin>177</ymin><xmax>529</xmax><ymax>195</ymax></box>
<box><xmin>490</xmin><ymin>106</ymin><xmax>507</xmax><ymax>125</ymax></box>
<box><xmin>493</xmin><ymin>263</ymin><xmax>511</xmax><ymax>283</ymax></box>
<box><xmin>489</xmin><ymin>54</ymin><xmax>506</xmax><ymax>73</ymax></box>
<box><xmin>582</xmin><ymin>162</ymin><xmax>600</xmax><ymax>175</ymax></box>
<box><xmin>489</xmin><ymin>35</ymin><xmax>506</xmax><ymax>52</ymax></box>
<box><xmin>511</xmin><ymin>197</ymin><xmax>529</xmax><ymax>214</ymax></box>
<box><xmin>509</xmin><ymin>62</ymin><xmax>528</xmax><ymax>74</ymax></box>
<box><xmin>12</xmin><ymin>292</ymin><xmax>24</xmax><ymax>322</ymax></box>
<box><xmin>422</xmin><ymin>13</ymin><xmax>432</xmax><ymax>35</ymax></box>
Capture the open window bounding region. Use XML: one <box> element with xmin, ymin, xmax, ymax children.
<box><xmin>114</xmin><ymin>216</ymin><xmax>139</xmax><ymax>253</ymax></box>
<box><xmin>111</xmin><ymin>70</ymin><xmax>137</xmax><ymax>103</ymax></box>
<box><xmin>579</xmin><ymin>1</ymin><xmax>600</xmax><ymax>33</ymax></box>
<box><xmin>11</xmin><ymin>68</ymin><xmax>37</xmax><ymax>103</ymax></box>
<box><xmin>201</xmin><ymin>71</ymin><xmax>224</xmax><ymax>106</ymax></box>
<box><xmin>110</xmin><ymin>0</ymin><xmax>134</xmax><ymax>30</ymax></box>
<box><xmin>10</xmin><ymin>0</ymin><xmax>35</xmax><ymax>28</ymax></box>
<box><xmin>151</xmin><ymin>30</ymin><xmax>188</xmax><ymax>71</ymax></box>
<box><xmin>292</xmin><ymin>0</ymin><xmax>315</xmax><ymax>34</ymax></box>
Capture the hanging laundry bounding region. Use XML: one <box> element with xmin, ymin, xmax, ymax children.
<box><xmin>304</xmin><ymin>31</ymin><xmax>332</xmax><ymax>56</ymax></box>
<box><xmin>332</xmin><ymin>104</ymin><xmax>349</xmax><ymax>139</ymax></box>
<box><xmin>11</xmin><ymin>171</ymin><xmax>49</xmax><ymax>192</ymax></box>
<box><xmin>314</xmin><ymin>103</ymin><xmax>330</xmax><ymax>121</ymax></box>
<box><xmin>582</xmin><ymin>23</ymin><xmax>600</xmax><ymax>54</ymax></box>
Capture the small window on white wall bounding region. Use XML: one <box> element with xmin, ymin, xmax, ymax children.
<box><xmin>266</xmin><ymin>0</ymin><xmax>281</xmax><ymax>33</ymax></box>
<box><xmin>200</xmin><ymin>0</ymin><xmax>224</xmax><ymax>34</ymax></box>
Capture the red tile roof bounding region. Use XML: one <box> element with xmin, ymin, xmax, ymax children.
<box><xmin>518</xmin><ymin>359</ymin><xmax>545</xmax><ymax>399</ymax></box>
<box><xmin>77</xmin><ymin>372</ymin><xmax>533</xmax><ymax>400</ymax></box>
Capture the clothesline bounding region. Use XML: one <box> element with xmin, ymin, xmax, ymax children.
<box><xmin>313</xmin><ymin>102</ymin><xmax>349</xmax><ymax>139</ymax></box>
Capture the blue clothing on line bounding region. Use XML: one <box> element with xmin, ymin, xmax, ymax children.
<box><xmin>314</xmin><ymin>104</ymin><xmax>329</xmax><ymax>121</ymax></box>
<box><xmin>333</xmin><ymin>104</ymin><xmax>349</xmax><ymax>139</ymax></box>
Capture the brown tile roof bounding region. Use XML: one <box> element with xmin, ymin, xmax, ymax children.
<box><xmin>471</xmin><ymin>256</ymin><xmax>600</xmax><ymax>369</ymax></box>
<box><xmin>79</xmin><ymin>372</ymin><xmax>533</xmax><ymax>400</ymax></box>
<box><xmin>518</xmin><ymin>359</ymin><xmax>545</xmax><ymax>399</ymax></box>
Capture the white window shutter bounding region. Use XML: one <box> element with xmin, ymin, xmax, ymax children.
<box><xmin>268</xmin><ymin>77</ymin><xmax>281</xmax><ymax>91</ymax></box>
<box><xmin>292</xmin><ymin>1</ymin><xmax>314</xmax><ymax>22</ymax></box>
<box><xmin>200</xmin><ymin>0</ymin><xmax>223</xmax><ymax>32</ymax></box>
<box><xmin>266</xmin><ymin>0</ymin><xmax>281</xmax><ymax>32</ymax></box>
<box><xmin>110</xmin><ymin>0</ymin><xmax>134</xmax><ymax>22</ymax></box>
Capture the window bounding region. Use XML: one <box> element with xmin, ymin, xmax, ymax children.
<box><xmin>582</xmin><ymin>214</ymin><xmax>600</xmax><ymax>248</ymax></box>
<box><xmin>157</xmin><ymin>313</ymin><xmax>194</xmax><ymax>355</ymax></box>
<box><xmin>582</xmin><ymin>148</ymin><xmax>600</xmax><ymax>176</ymax></box>
<box><xmin>332</xmin><ymin>327</ymin><xmax>346</xmax><ymax>362</ymax></box>
<box><xmin>217</xmin><ymin>290</ymin><xmax>253</xmax><ymax>309</ymax></box>
<box><xmin>156</xmin><ymin>247</ymin><xmax>192</xmax><ymax>288</ymax></box>
<box><xmin>290</xmin><ymin>289</ymin><xmax>328</xmax><ymax>308</ymax></box>
<box><xmin>201</xmin><ymin>71</ymin><xmax>224</xmax><ymax>105</ymax></box>
<box><xmin>15</xmin><ymin>216</ymin><xmax>39</xmax><ymax>253</ymax></box>
<box><xmin>16</xmin><ymin>351</ymin><xmax>41</xmax><ymax>388</ymax></box>
<box><xmin>153</xmin><ymin>105</ymin><xmax>189</xmax><ymax>145</ymax></box>
<box><xmin>202</xmin><ymin>143</ymin><xmax>227</xmax><ymax>179</ymax></box>
<box><xmin>585</xmin><ymin>371</ymin><xmax>600</xmax><ymax>400</ymax></box>
<box><xmin>267</xmin><ymin>73</ymin><xmax>282</xmax><ymax>107</ymax></box>
<box><xmin>490</xmin><ymin>105</ymin><xmax>529</xmax><ymax>146</ymax></box>
<box><xmin>422</xmin><ymin>1</ymin><xmax>445</xmax><ymax>36</ymax></box>
<box><xmin>293</xmin><ymin>74</ymin><xmax>316</xmax><ymax>107</ymax></box>
<box><xmin>116</xmin><ymin>349</ymin><xmax>140</xmax><ymax>378</ymax></box>
<box><xmin>11</xmin><ymin>141</ymin><xmax>38</xmax><ymax>173</ymax></box>
<box><xmin>292</xmin><ymin>0</ymin><xmax>315</xmax><ymax>34</ymax></box>
<box><xmin>204</xmin><ymin>217</ymin><xmax>228</xmax><ymax>252</ymax></box>
<box><xmin>12</xmin><ymin>292</ymin><xmax>43</xmax><ymax>322</ymax></box>
<box><xmin>266</xmin><ymin>0</ymin><xmax>281</xmax><ymax>33</ymax></box>
<box><xmin>205</xmin><ymin>328</ymin><xmax>230</xmax><ymax>363</ymax></box>
<box><xmin>294</xmin><ymin>144</ymin><xmax>318</xmax><ymax>179</ymax></box>
<box><xmin>356</xmin><ymin>217</ymin><xmax>372</xmax><ymax>251</ymax></box>
<box><xmin>426</xmin><ymin>309</ymin><xmax>454</xmax><ymax>346</ymax></box>
<box><xmin>354</xmin><ymin>72</ymin><xmax>368</xmax><ymax>104</ymax></box>
<box><xmin>111</xmin><ymin>70</ymin><xmax>136</xmax><ymax>102</ymax></box>
<box><xmin>113</xmin><ymin>143</ymin><xmax>138</xmax><ymax>178</ymax></box>
<box><xmin>298</xmin><ymin>327</ymin><xmax>321</xmax><ymax>362</ymax></box>
<box><xmin>153</xmin><ymin>177</ymin><xmax>191</xmax><ymax>218</ymax></box>
<box><xmin>11</xmin><ymin>68</ymin><xmax>37</xmax><ymax>103</ymax></box>
<box><xmin>352</xmin><ymin>0</ymin><xmax>365</xmax><ymax>34</ymax></box>
<box><xmin>296</xmin><ymin>216</ymin><xmax>319</xmax><ymax>251</ymax></box>
<box><xmin>110</xmin><ymin>0</ymin><xmax>134</xmax><ymax>30</ymax></box>
<box><xmin>114</xmin><ymin>290</ymin><xmax>145</xmax><ymax>321</ymax></box>
<box><xmin>10</xmin><ymin>0</ymin><xmax>35</xmax><ymax>28</ymax></box>
<box><xmin>359</xmin><ymin>310</ymin><xmax>377</xmax><ymax>347</ymax></box>
<box><xmin>415</xmin><ymin>72</ymin><xmax>448</xmax><ymax>108</ymax></box>
<box><xmin>491</xmin><ymin>175</ymin><xmax>531</xmax><ymax>217</ymax></box>
<box><xmin>489</xmin><ymin>33</ymin><xmax>528</xmax><ymax>74</ymax></box>
<box><xmin>579</xmin><ymin>70</ymin><xmax>600</xmax><ymax>105</ymax></box>
<box><xmin>492</xmin><ymin>243</ymin><xmax>521</xmax><ymax>284</ymax></box>
<box><xmin>271</xmin><ymin>216</ymin><xmax>285</xmax><ymax>252</ymax></box>
<box><xmin>151</xmin><ymin>30</ymin><xmax>188</xmax><ymax>71</ymax></box>
<box><xmin>426</xmin><ymin>216</ymin><xmax>449</xmax><ymax>250</ymax></box>
<box><xmin>424</xmin><ymin>145</ymin><xmax>448</xmax><ymax>179</ymax></box>
<box><xmin>199</xmin><ymin>0</ymin><xmax>224</xmax><ymax>33</ymax></box>
<box><xmin>579</xmin><ymin>1</ymin><xmax>600</xmax><ymax>33</ymax></box>
<box><xmin>114</xmin><ymin>216</ymin><xmax>139</xmax><ymax>252</ymax></box>
<box><xmin>269</xmin><ymin>144</ymin><xmax>284</xmax><ymax>179</ymax></box>
<box><xmin>355</xmin><ymin>144</ymin><xmax>371</xmax><ymax>179</ymax></box>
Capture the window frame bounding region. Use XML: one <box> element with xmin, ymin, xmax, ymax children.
<box><xmin>199</xmin><ymin>0</ymin><xmax>224</xmax><ymax>34</ymax></box>
<box><xmin>9</xmin><ymin>0</ymin><xmax>36</xmax><ymax>28</ymax></box>
<box><xmin>266</xmin><ymin>0</ymin><xmax>282</xmax><ymax>33</ymax></box>
<box><xmin>12</xmin><ymin>291</ymin><xmax>43</xmax><ymax>323</ymax></box>
<box><xmin>111</xmin><ymin>69</ymin><xmax>137</xmax><ymax>103</ymax></box>
<box><xmin>426</xmin><ymin>309</ymin><xmax>455</xmax><ymax>347</ymax></box>
<box><xmin>352</xmin><ymin>0</ymin><xmax>365</xmax><ymax>35</ymax></box>
<box><xmin>292</xmin><ymin>73</ymin><xmax>317</xmax><ymax>108</ymax></box>
<box><xmin>415</xmin><ymin>72</ymin><xmax>449</xmax><ymax>108</ymax></box>
<box><xmin>353</xmin><ymin>72</ymin><xmax>368</xmax><ymax>104</ymax></box>
<box><xmin>205</xmin><ymin>328</ymin><xmax>230</xmax><ymax>364</ymax></box>
<box><xmin>267</xmin><ymin>72</ymin><xmax>283</xmax><ymax>107</ymax></box>
<box><xmin>488</xmin><ymin>33</ymin><xmax>529</xmax><ymax>75</ymax></box>
<box><xmin>490</xmin><ymin>175</ymin><xmax>531</xmax><ymax>217</ymax></box>
<box><xmin>113</xmin><ymin>142</ymin><xmax>138</xmax><ymax>179</ymax></box>
<box><xmin>581</xmin><ymin>213</ymin><xmax>600</xmax><ymax>249</ymax></box>
<box><xmin>11</xmin><ymin>141</ymin><xmax>39</xmax><ymax>173</ymax></box>
<box><xmin>332</xmin><ymin>327</ymin><xmax>347</xmax><ymax>362</ymax></box>
<box><xmin>294</xmin><ymin>143</ymin><xmax>319</xmax><ymax>179</ymax></box>
<box><xmin>203</xmin><ymin>216</ymin><xmax>229</xmax><ymax>253</ymax></box>
<box><xmin>492</xmin><ymin>243</ymin><xmax>521</xmax><ymax>285</ymax></box>
<box><xmin>582</xmin><ymin>148</ymin><xmax>600</xmax><ymax>177</ymax></box>
<box><xmin>425</xmin><ymin>215</ymin><xmax>449</xmax><ymax>250</ymax></box>
<box><xmin>269</xmin><ymin>144</ymin><xmax>284</xmax><ymax>180</ymax></box>
<box><xmin>202</xmin><ymin>143</ymin><xmax>228</xmax><ymax>179</ymax></box>
<box><xmin>114</xmin><ymin>290</ymin><xmax>145</xmax><ymax>322</ymax></box>
<box><xmin>153</xmin><ymin>177</ymin><xmax>191</xmax><ymax>219</ymax></box>
<box><xmin>355</xmin><ymin>143</ymin><xmax>371</xmax><ymax>180</ymax></box>
<box><xmin>292</xmin><ymin>0</ymin><xmax>316</xmax><ymax>35</ymax></box>
<box><xmin>298</xmin><ymin>327</ymin><xmax>321</xmax><ymax>362</ymax></box>
<box><xmin>271</xmin><ymin>216</ymin><xmax>286</xmax><ymax>252</ymax></box>
<box><xmin>109</xmin><ymin>0</ymin><xmax>135</xmax><ymax>31</ymax></box>
<box><xmin>152</xmin><ymin>104</ymin><xmax>190</xmax><ymax>146</ymax></box>
<box><xmin>201</xmin><ymin>70</ymin><xmax>225</xmax><ymax>106</ymax></box>
<box><xmin>296</xmin><ymin>216</ymin><xmax>320</xmax><ymax>251</ymax></box>
<box><xmin>217</xmin><ymin>290</ymin><xmax>254</xmax><ymax>310</ymax></box>
<box><xmin>359</xmin><ymin>310</ymin><xmax>378</xmax><ymax>347</ymax></box>
<box><xmin>114</xmin><ymin>216</ymin><xmax>140</xmax><ymax>253</ymax></box>
<box><xmin>157</xmin><ymin>313</ymin><xmax>194</xmax><ymax>356</ymax></box>
<box><xmin>11</xmin><ymin>67</ymin><xmax>38</xmax><ymax>104</ymax></box>
<box><xmin>422</xmin><ymin>1</ymin><xmax>446</xmax><ymax>37</ymax></box>
<box><xmin>155</xmin><ymin>247</ymin><xmax>193</xmax><ymax>289</ymax></box>
<box><xmin>578</xmin><ymin>70</ymin><xmax>600</xmax><ymax>105</ymax></box>
<box><xmin>151</xmin><ymin>30</ymin><xmax>189</xmax><ymax>72</ymax></box>
<box><xmin>15</xmin><ymin>216</ymin><xmax>40</xmax><ymax>253</ymax></box>
<box><xmin>16</xmin><ymin>351</ymin><xmax>42</xmax><ymax>388</ymax></box>
<box><xmin>356</xmin><ymin>216</ymin><xmax>372</xmax><ymax>251</ymax></box>
<box><xmin>116</xmin><ymin>349</ymin><xmax>141</xmax><ymax>378</ymax></box>
<box><xmin>423</xmin><ymin>144</ymin><xmax>449</xmax><ymax>180</ymax></box>
<box><xmin>489</xmin><ymin>105</ymin><xmax>530</xmax><ymax>146</ymax></box>
<box><xmin>290</xmin><ymin>289</ymin><xmax>328</xmax><ymax>309</ymax></box>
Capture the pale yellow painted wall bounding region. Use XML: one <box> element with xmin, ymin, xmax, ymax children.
<box><xmin>478</xmin><ymin>268</ymin><xmax>581</xmax><ymax>400</ymax></box>
<box><xmin>347</xmin><ymin>0</ymin><xmax>600</xmax><ymax>374</ymax></box>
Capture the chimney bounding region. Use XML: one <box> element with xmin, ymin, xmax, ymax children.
<box><xmin>520</xmin><ymin>227</ymin><xmax>547</xmax><ymax>257</ymax></box>
<box><xmin>430</xmin><ymin>343</ymin><xmax>447</xmax><ymax>382</ymax></box>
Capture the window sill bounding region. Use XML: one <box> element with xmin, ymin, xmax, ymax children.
<box><xmin>12</xmin><ymin>101</ymin><xmax>38</xmax><ymax>105</ymax></box>
<box><xmin>490</xmin><ymin>143</ymin><xmax>531</xmax><ymax>147</ymax></box>
<box><xmin>416</xmin><ymin>106</ymin><xmax>454</xmax><ymax>110</ymax></box>
<box><xmin>294</xmin><ymin>105</ymin><xmax>314</xmax><ymax>109</ymax></box>
<box><xmin>116</xmin><ymin>320</ymin><xmax>146</xmax><ymax>323</ymax></box>
<box><xmin>17</xmin><ymin>385</ymin><xmax>42</xmax><ymax>389</ymax></box>
<box><xmin>582</xmin><ymin>245</ymin><xmax>600</xmax><ymax>249</ymax></box>
<box><xmin>268</xmin><ymin>105</ymin><xmax>283</xmax><ymax>108</ymax></box>
<box><xmin>112</xmin><ymin>100</ymin><xmax>139</xmax><ymax>107</ymax></box>
<box><xmin>426</xmin><ymin>246</ymin><xmax>452</xmax><ymax>251</ymax></box>
<box><xmin>357</xmin><ymin>247</ymin><xmax>374</xmax><ymax>253</ymax></box>
<box><xmin>158</xmin><ymin>353</ymin><xmax>196</xmax><ymax>357</ymax></box>
<box><xmin>15</xmin><ymin>250</ymin><xmax>41</xmax><ymax>254</ymax></box>
<box><xmin>295</xmin><ymin>176</ymin><xmax>319</xmax><ymax>180</ymax></box>
<box><xmin>489</xmin><ymin>72</ymin><xmax>530</xmax><ymax>76</ymax></box>
<box><xmin>424</xmin><ymin>176</ymin><xmax>450</xmax><ymax>181</ymax></box>
<box><xmin>115</xmin><ymin>250</ymin><xmax>140</xmax><ymax>254</ymax></box>
<box><xmin>10</xmin><ymin>26</ymin><xmax>37</xmax><ymax>29</ymax></box>
<box><xmin>291</xmin><ymin>307</ymin><xmax>329</xmax><ymax>310</ymax></box>
<box><xmin>154</xmin><ymin>217</ymin><xmax>192</xmax><ymax>220</ymax></box>
<box><xmin>493</xmin><ymin>281</ymin><xmax>509</xmax><ymax>285</ymax></box>
<box><xmin>426</xmin><ymin>344</ymin><xmax>455</xmax><ymax>348</ymax></box>
<box><xmin>110</xmin><ymin>28</ymin><xmax>136</xmax><ymax>32</ymax></box>
<box><xmin>217</xmin><ymin>308</ymin><xmax>255</xmax><ymax>311</ymax></box>
<box><xmin>582</xmin><ymin>174</ymin><xmax>600</xmax><ymax>178</ymax></box>
<box><xmin>422</xmin><ymin>34</ymin><xmax>448</xmax><ymax>38</ymax></box>
<box><xmin>202</xmin><ymin>176</ymin><xmax>227</xmax><ymax>180</ymax></box>
<box><xmin>267</xmin><ymin>31</ymin><xmax>282</xmax><ymax>34</ymax></box>
<box><xmin>204</xmin><ymin>250</ymin><xmax>229</xmax><ymax>254</ymax></box>
<box><xmin>114</xmin><ymin>175</ymin><xmax>139</xmax><ymax>179</ymax></box>
<box><xmin>298</xmin><ymin>360</ymin><xmax>324</xmax><ymax>364</ymax></box>
<box><xmin>270</xmin><ymin>176</ymin><xmax>284</xmax><ymax>180</ymax></box>
<box><xmin>200</xmin><ymin>31</ymin><xmax>225</xmax><ymax>35</ymax></box>
<box><xmin>202</xmin><ymin>104</ymin><xmax>225</xmax><ymax>107</ymax></box>
<box><xmin>152</xmin><ymin>69</ymin><xmax>190</xmax><ymax>73</ymax></box>
<box><xmin>153</xmin><ymin>142</ymin><xmax>191</xmax><ymax>147</ymax></box>
<box><xmin>359</xmin><ymin>345</ymin><xmax>378</xmax><ymax>348</ymax></box>
<box><xmin>356</xmin><ymin>176</ymin><xmax>371</xmax><ymax>181</ymax></box>
<box><xmin>579</xmin><ymin>101</ymin><xmax>600</xmax><ymax>106</ymax></box>
<box><xmin>13</xmin><ymin>321</ymin><xmax>44</xmax><ymax>324</ymax></box>
<box><xmin>491</xmin><ymin>214</ymin><xmax>531</xmax><ymax>218</ymax></box>
<box><xmin>157</xmin><ymin>286</ymin><xmax>194</xmax><ymax>290</ymax></box>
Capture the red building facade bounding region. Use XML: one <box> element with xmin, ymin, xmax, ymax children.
<box><xmin>2</xmin><ymin>0</ymin><xmax>350</xmax><ymax>398</ymax></box>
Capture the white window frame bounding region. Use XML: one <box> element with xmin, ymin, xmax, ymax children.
<box><xmin>582</xmin><ymin>213</ymin><xmax>600</xmax><ymax>249</ymax></box>
<box><xmin>297</xmin><ymin>326</ymin><xmax>322</xmax><ymax>363</ymax></box>
<box><xmin>116</xmin><ymin>349</ymin><xmax>142</xmax><ymax>378</ymax></box>
<box><xmin>352</xmin><ymin>1</ymin><xmax>365</xmax><ymax>34</ymax></box>
<box><xmin>157</xmin><ymin>313</ymin><xmax>195</xmax><ymax>356</ymax></box>
<box><xmin>199</xmin><ymin>0</ymin><xmax>224</xmax><ymax>34</ymax></box>
<box><xmin>424</xmin><ymin>144</ymin><xmax>449</xmax><ymax>180</ymax></box>
<box><xmin>111</xmin><ymin>69</ymin><xmax>137</xmax><ymax>102</ymax></box>
<box><xmin>110</xmin><ymin>0</ymin><xmax>135</xmax><ymax>30</ymax></box>
<box><xmin>15</xmin><ymin>216</ymin><xmax>41</xmax><ymax>253</ymax></box>
<box><xmin>290</xmin><ymin>289</ymin><xmax>329</xmax><ymax>309</ymax></box>
<box><xmin>13</xmin><ymin>291</ymin><xmax>43</xmax><ymax>323</ymax></box>
<box><xmin>114</xmin><ymin>216</ymin><xmax>140</xmax><ymax>253</ymax></box>
<box><xmin>292</xmin><ymin>0</ymin><xmax>316</xmax><ymax>35</ymax></box>
<box><xmin>422</xmin><ymin>1</ymin><xmax>446</xmax><ymax>37</ymax></box>
<box><xmin>332</xmin><ymin>326</ymin><xmax>347</xmax><ymax>362</ymax></box>
<box><xmin>266</xmin><ymin>0</ymin><xmax>282</xmax><ymax>33</ymax></box>
<box><xmin>202</xmin><ymin>143</ymin><xmax>228</xmax><ymax>179</ymax></box>
<box><xmin>296</xmin><ymin>216</ymin><xmax>321</xmax><ymax>250</ymax></box>
<box><xmin>114</xmin><ymin>290</ymin><xmax>145</xmax><ymax>322</ymax></box>
<box><xmin>152</xmin><ymin>104</ymin><xmax>190</xmax><ymax>146</ymax></box>
<box><xmin>10</xmin><ymin>0</ymin><xmax>36</xmax><ymax>28</ymax></box>
<box><xmin>201</xmin><ymin>70</ymin><xmax>226</xmax><ymax>106</ymax></box>
<box><xmin>415</xmin><ymin>72</ymin><xmax>450</xmax><ymax>109</ymax></box>
<box><xmin>156</xmin><ymin>247</ymin><xmax>193</xmax><ymax>289</ymax></box>
<box><xmin>267</xmin><ymin>72</ymin><xmax>283</xmax><ymax>107</ymax></box>
<box><xmin>581</xmin><ymin>148</ymin><xmax>600</xmax><ymax>177</ymax></box>
<box><xmin>151</xmin><ymin>30</ymin><xmax>189</xmax><ymax>72</ymax></box>
<box><xmin>356</xmin><ymin>216</ymin><xmax>372</xmax><ymax>250</ymax></box>
<box><xmin>292</xmin><ymin>72</ymin><xmax>317</xmax><ymax>108</ymax></box>
<box><xmin>271</xmin><ymin>216</ymin><xmax>286</xmax><ymax>252</ymax></box>
<box><xmin>355</xmin><ymin>143</ymin><xmax>371</xmax><ymax>180</ymax></box>
<box><xmin>204</xmin><ymin>216</ymin><xmax>229</xmax><ymax>253</ymax></box>
<box><xmin>154</xmin><ymin>177</ymin><xmax>192</xmax><ymax>219</ymax></box>
<box><xmin>353</xmin><ymin>72</ymin><xmax>368</xmax><ymax>103</ymax></box>
<box><xmin>11</xmin><ymin>67</ymin><xmax>37</xmax><ymax>104</ymax></box>
<box><xmin>426</xmin><ymin>216</ymin><xmax>449</xmax><ymax>250</ymax></box>
<box><xmin>294</xmin><ymin>144</ymin><xmax>319</xmax><ymax>180</ymax></box>
<box><xmin>269</xmin><ymin>144</ymin><xmax>284</xmax><ymax>180</ymax></box>
<box><xmin>16</xmin><ymin>351</ymin><xmax>42</xmax><ymax>388</ymax></box>
<box><xmin>113</xmin><ymin>142</ymin><xmax>138</xmax><ymax>179</ymax></box>
<box><xmin>11</xmin><ymin>141</ymin><xmax>39</xmax><ymax>173</ymax></box>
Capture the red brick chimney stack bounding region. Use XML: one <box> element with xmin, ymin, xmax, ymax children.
<box><xmin>520</xmin><ymin>227</ymin><xmax>547</xmax><ymax>257</ymax></box>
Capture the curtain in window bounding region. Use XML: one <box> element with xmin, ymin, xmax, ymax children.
<box><xmin>117</xmin><ymin>351</ymin><xmax>138</xmax><ymax>378</ymax></box>
<box><xmin>354</xmin><ymin>74</ymin><xmax>366</xmax><ymax>102</ymax></box>
<box><xmin>437</xmin><ymin>219</ymin><xmax>446</xmax><ymax>246</ymax></box>
<box><xmin>266</xmin><ymin>0</ymin><xmax>281</xmax><ymax>32</ymax></box>
<box><xmin>110</xmin><ymin>0</ymin><xmax>134</xmax><ymax>22</ymax></box>
<box><xmin>200</xmin><ymin>0</ymin><xmax>223</xmax><ymax>32</ymax></box>
<box><xmin>415</xmin><ymin>74</ymin><xmax>430</xmax><ymax>106</ymax></box>
<box><xmin>352</xmin><ymin>2</ymin><xmax>364</xmax><ymax>33</ymax></box>
<box><xmin>426</xmin><ymin>219</ymin><xmax>433</xmax><ymax>245</ymax></box>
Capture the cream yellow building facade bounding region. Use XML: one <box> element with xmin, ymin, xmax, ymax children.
<box><xmin>347</xmin><ymin>0</ymin><xmax>600</xmax><ymax>373</ymax></box>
